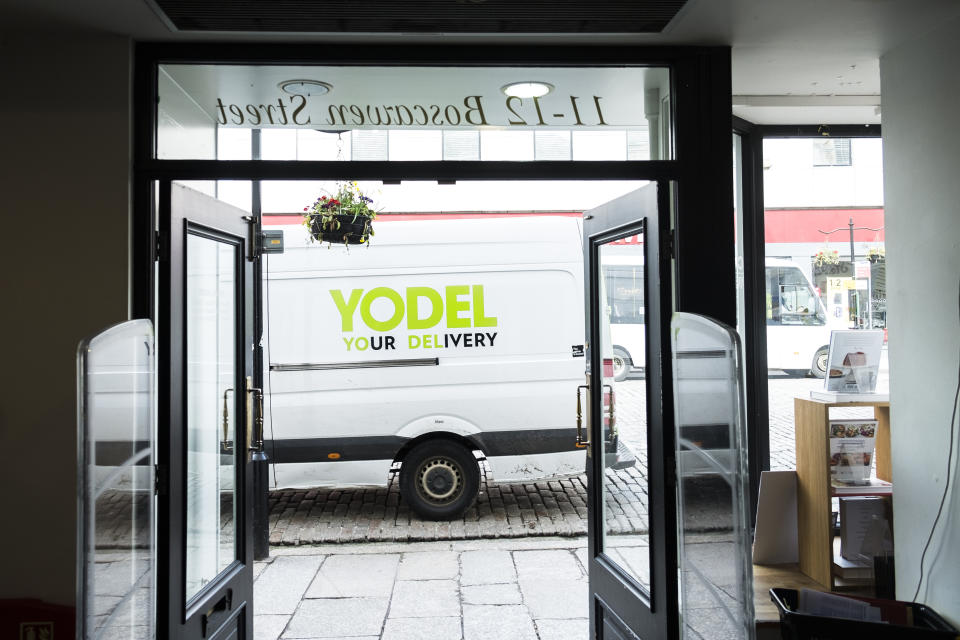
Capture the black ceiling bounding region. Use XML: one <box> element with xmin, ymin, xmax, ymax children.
<box><xmin>150</xmin><ymin>0</ymin><xmax>689</xmax><ymax>34</ymax></box>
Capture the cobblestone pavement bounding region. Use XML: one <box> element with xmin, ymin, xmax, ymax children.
<box><xmin>269</xmin><ymin>463</ymin><xmax>652</xmax><ymax>546</ymax></box>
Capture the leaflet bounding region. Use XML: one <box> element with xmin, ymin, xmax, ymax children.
<box><xmin>824</xmin><ymin>330</ymin><xmax>884</xmax><ymax>392</ymax></box>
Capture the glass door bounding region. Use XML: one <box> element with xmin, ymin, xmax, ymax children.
<box><xmin>158</xmin><ymin>181</ymin><xmax>258</xmax><ymax>639</ymax></box>
<box><xmin>583</xmin><ymin>182</ymin><xmax>678</xmax><ymax>639</ymax></box>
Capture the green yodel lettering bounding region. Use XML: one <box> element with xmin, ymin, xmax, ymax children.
<box><xmin>330</xmin><ymin>284</ymin><xmax>498</xmax><ymax>332</ymax></box>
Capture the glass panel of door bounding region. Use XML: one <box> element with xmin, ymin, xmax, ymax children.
<box><xmin>596</xmin><ymin>236</ymin><xmax>651</xmax><ymax>593</ymax></box>
<box><xmin>185</xmin><ymin>234</ymin><xmax>239</xmax><ymax>601</ymax></box>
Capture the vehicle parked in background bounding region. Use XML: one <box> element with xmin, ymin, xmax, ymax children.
<box><xmin>601</xmin><ymin>256</ymin><xmax>837</xmax><ymax>380</ymax></box>
<box><xmin>262</xmin><ymin>216</ymin><xmax>630</xmax><ymax>519</ymax></box>
<box><xmin>764</xmin><ymin>258</ymin><xmax>840</xmax><ymax>378</ymax></box>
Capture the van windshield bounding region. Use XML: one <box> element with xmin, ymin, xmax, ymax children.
<box><xmin>766</xmin><ymin>266</ymin><xmax>825</xmax><ymax>326</ymax></box>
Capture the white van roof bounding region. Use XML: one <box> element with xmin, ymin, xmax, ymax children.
<box><xmin>269</xmin><ymin>216</ymin><xmax>584</xmax><ymax>275</ymax></box>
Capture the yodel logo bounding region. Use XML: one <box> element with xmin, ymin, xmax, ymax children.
<box><xmin>331</xmin><ymin>285</ymin><xmax>498</xmax><ymax>352</ymax></box>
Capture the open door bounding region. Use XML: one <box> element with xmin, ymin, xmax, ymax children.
<box><xmin>582</xmin><ymin>182</ymin><xmax>679</xmax><ymax>639</ymax></box>
<box><xmin>158</xmin><ymin>182</ymin><xmax>259</xmax><ymax>639</ymax></box>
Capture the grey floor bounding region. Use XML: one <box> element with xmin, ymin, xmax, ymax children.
<box><xmin>253</xmin><ymin>536</ymin><xmax>611</xmax><ymax>640</ymax></box>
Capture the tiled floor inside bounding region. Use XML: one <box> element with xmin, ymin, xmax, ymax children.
<box><xmin>253</xmin><ymin>536</ymin><xmax>637</xmax><ymax>640</ymax></box>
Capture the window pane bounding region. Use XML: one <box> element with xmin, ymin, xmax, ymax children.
<box><xmin>157</xmin><ymin>64</ymin><xmax>673</xmax><ymax>162</ymax></box>
<box><xmin>185</xmin><ymin>234</ymin><xmax>238</xmax><ymax>601</ymax></box>
<box><xmin>762</xmin><ymin>137</ymin><xmax>887</xmax><ymax>472</ymax></box>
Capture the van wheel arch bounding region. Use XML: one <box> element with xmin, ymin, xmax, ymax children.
<box><xmin>393</xmin><ymin>431</ymin><xmax>484</xmax><ymax>465</ymax></box>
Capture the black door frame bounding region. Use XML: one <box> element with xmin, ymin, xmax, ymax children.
<box><xmin>132</xmin><ymin>42</ymin><xmax>734</xmax><ymax>640</ymax></box>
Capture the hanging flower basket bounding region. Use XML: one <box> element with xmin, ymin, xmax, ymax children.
<box><xmin>814</xmin><ymin>249</ymin><xmax>840</xmax><ymax>267</ymax></box>
<box><xmin>309</xmin><ymin>213</ymin><xmax>372</xmax><ymax>244</ymax></box>
<box><xmin>303</xmin><ymin>182</ymin><xmax>378</xmax><ymax>245</ymax></box>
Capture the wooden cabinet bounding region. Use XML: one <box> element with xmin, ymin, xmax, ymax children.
<box><xmin>794</xmin><ymin>397</ymin><xmax>891</xmax><ymax>589</ymax></box>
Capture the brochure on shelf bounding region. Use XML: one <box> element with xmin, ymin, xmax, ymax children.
<box><xmin>823</xmin><ymin>330</ymin><xmax>884</xmax><ymax>392</ymax></box>
<box><xmin>839</xmin><ymin>497</ymin><xmax>887</xmax><ymax>562</ymax></box>
<box><xmin>829</xmin><ymin>420</ymin><xmax>878</xmax><ymax>485</ymax></box>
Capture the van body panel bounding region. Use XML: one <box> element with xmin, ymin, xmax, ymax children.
<box><xmin>272</xmin><ymin>460</ymin><xmax>393</xmax><ymax>489</ymax></box>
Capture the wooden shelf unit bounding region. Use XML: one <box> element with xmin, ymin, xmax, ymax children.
<box><xmin>794</xmin><ymin>396</ymin><xmax>891</xmax><ymax>589</ymax></box>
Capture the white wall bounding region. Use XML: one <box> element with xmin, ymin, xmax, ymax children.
<box><xmin>881</xmin><ymin>18</ymin><xmax>960</xmax><ymax>623</ymax></box>
<box><xmin>763</xmin><ymin>138</ymin><xmax>884</xmax><ymax>208</ymax></box>
<box><xmin>0</xmin><ymin>32</ymin><xmax>131</xmax><ymax>607</ymax></box>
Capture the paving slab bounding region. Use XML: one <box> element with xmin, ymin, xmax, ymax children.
<box><xmin>254</xmin><ymin>614</ymin><xmax>290</xmax><ymax>640</ymax></box>
<box><xmin>462</xmin><ymin>604</ymin><xmax>537</xmax><ymax>640</ymax></box>
<box><xmin>397</xmin><ymin>550</ymin><xmax>459</xmax><ymax>580</ymax></box>
<box><xmin>518</xmin><ymin>576</ymin><xmax>589</xmax><ymax>620</ymax></box>
<box><xmin>381</xmin><ymin>616</ymin><xmax>463</xmax><ymax>640</ymax></box>
<box><xmin>459</xmin><ymin>550</ymin><xmax>517</xmax><ymax>585</ymax></box>
<box><xmin>283</xmin><ymin>597</ymin><xmax>389</xmax><ymax>638</ymax></box>
<box><xmin>388</xmin><ymin>580</ymin><xmax>460</xmax><ymax>618</ymax></box>
<box><xmin>461</xmin><ymin>583</ymin><xmax>523</xmax><ymax>605</ymax></box>
<box><xmin>513</xmin><ymin>549</ymin><xmax>584</xmax><ymax>582</ymax></box>
<box><xmin>534</xmin><ymin>618</ymin><xmax>590</xmax><ymax>640</ymax></box>
<box><xmin>573</xmin><ymin>547</ymin><xmax>588</xmax><ymax>573</ymax></box>
<box><xmin>256</xmin><ymin>555</ymin><xmax>324</xmax><ymax>615</ymax></box>
<box><xmin>306</xmin><ymin>553</ymin><xmax>399</xmax><ymax>598</ymax></box>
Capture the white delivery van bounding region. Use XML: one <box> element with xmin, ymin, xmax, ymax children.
<box><xmin>263</xmin><ymin>216</ymin><xmax>625</xmax><ymax>519</ymax></box>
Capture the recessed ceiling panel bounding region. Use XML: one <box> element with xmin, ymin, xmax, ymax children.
<box><xmin>151</xmin><ymin>0</ymin><xmax>689</xmax><ymax>34</ymax></box>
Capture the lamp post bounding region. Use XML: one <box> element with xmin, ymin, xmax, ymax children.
<box><xmin>818</xmin><ymin>216</ymin><xmax>883</xmax><ymax>265</ymax></box>
<box><xmin>818</xmin><ymin>217</ymin><xmax>884</xmax><ymax>329</ymax></box>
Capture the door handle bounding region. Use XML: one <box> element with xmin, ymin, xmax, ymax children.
<box><xmin>575</xmin><ymin>384</ymin><xmax>590</xmax><ymax>449</ymax></box>
<box><xmin>602</xmin><ymin>384</ymin><xmax>616</xmax><ymax>433</ymax></box>
<box><xmin>220</xmin><ymin>388</ymin><xmax>234</xmax><ymax>454</ymax></box>
<box><xmin>246</xmin><ymin>377</ymin><xmax>267</xmax><ymax>461</ymax></box>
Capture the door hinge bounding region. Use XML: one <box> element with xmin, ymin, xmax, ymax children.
<box><xmin>667</xmin><ymin>229</ymin><xmax>676</xmax><ymax>259</ymax></box>
<box><xmin>154</xmin><ymin>463</ymin><xmax>168</xmax><ymax>496</ymax></box>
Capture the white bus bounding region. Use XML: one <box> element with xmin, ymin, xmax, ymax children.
<box><xmin>602</xmin><ymin>256</ymin><xmax>835</xmax><ymax>380</ymax></box>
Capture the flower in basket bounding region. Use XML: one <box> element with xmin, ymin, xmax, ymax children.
<box><xmin>814</xmin><ymin>249</ymin><xmax>840</xmax><ymax>266</ymax></box>
<box><xmin>302</xmin><ymin>182</ymin><xmax>378</xmax><ymax>245</ymax></box>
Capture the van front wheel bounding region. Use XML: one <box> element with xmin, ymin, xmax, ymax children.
<box><xmin>400</xmin><ymin>440</ymin><xmax>480</xmax><ymax>521</ymax></box>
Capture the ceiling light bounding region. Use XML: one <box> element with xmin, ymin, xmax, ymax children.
<box><xmin>501</xmin><ymin>81</ymin><xmax>554</xmax><ymax>98</ymax></box>
<box><xmin>279</xmin><ymin>79</ymin><xmax>332</xmax><ymax>96</ymax></box>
